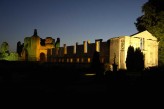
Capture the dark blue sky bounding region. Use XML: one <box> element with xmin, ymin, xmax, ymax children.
<box><xmin>0</xmin><ymin>0</ymin><xmax>147</xmax><ymax>51</ymax></box>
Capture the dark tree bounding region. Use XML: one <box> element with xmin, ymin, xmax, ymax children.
<box><xmin>126</xmin><ymin>46</ymin><xmax>144</xmax><ymax>72</ymax></box>
<box><xmin>135</xmin><ymin>0</ymin><xmax>164</xmax><ymax>65</ymax></box>
<box><xmin>126</xmin><ymin>46</ymin><xmax>135</xmax><ymax>71</ymax></box>
<box><xmin>134</xmin><ymin>48</ymin><xmax>144</xmax><ymax>71</ymax></box>
<box><xmin>91</xmin><ymin>51</ymin><xmax>103</xmax><ymax>80</ymax></box>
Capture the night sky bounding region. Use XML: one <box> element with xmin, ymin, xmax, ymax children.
<box><xmin>0</xmin><ymin>0</ymin><xmax>148</xmax><ymax>52</ymax></box>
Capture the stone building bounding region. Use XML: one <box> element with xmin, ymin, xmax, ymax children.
<box><xmin>21</xmin><ymin>29</ymin><xmax>158</xmax><ymax>70</ymax></box>
<box><xmin>109</xmin><ymin>30</ymin><xmax>158</xmax><ymax>70</ymax></box>
<box><xmin>21</xmin><ymin>29</ymin><xmax>56</xmax><ymax>61</ymax></box>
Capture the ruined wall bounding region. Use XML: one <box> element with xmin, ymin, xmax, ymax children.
<box><xmin>99</xmin><ymin>42</ymin><xmax>109</xmax><ymax>63</ymax></box>
<box><xmin>21</xmin><ymin>30</ymin><xmax>158</xmax><ymax>70</ymax></box>
<box><xmin>22</xmin><ymin>30</ymin><xmax>55</xmax><ymax>62</ymax></box>
<box><xmin>51</xmin><ymin>39</ymin><xmax>109</xmax><ymax>64</ymax></box>
<box><xmin>109</xmin><ymin>37</ymin><xmax>120</xmax><ymax>69</ymax></box>
<box><xmin>144</xmin><ymin>39</ymin><xmax>158</xmax><ymax>67</ymax></box>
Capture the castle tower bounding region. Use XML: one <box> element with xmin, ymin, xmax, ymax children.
<box><xmin>28</xmin><ymin>29</ymin><xmax>41</xmax><ymax>61</ymax></box>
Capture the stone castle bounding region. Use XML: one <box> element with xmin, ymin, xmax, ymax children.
<box><xmin>20</xmin><ymin>29</ymin><xmax>158</xmax><ymax>70</ymax></box>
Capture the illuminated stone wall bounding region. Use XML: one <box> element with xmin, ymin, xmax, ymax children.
<box><xmin>51</xmin><ymin>39</ymin><xmax>109</xmax><ymax>64</ymax></box>
<box><xmin>109</xmin><ymin>30</ymin><xmax>158</xmax><ymax>70</ymax></box>
<box><xmin>21</xmin><ymin>29</ymin><xmax>55</xmax><ymax>62</ymax></box>
<box><xmin>130</xmin><ymin>30</ymin><xmax>158</xmax><ymax>68</ymax></box>
<box><xmin>20</xmin><ymin>30</ymin><xmax>158</xmax><ymax>70</ymax></box>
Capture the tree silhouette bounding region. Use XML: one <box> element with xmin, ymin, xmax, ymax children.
<box><xmin>126</xmin><ymin>46</ymin><xmax>135</xmax><ymax>71</ymax></box>
<box><xmin>126</xmin><ymin>46</ymin><xmax>144</xmax><ymax>72</ymax></box>
<box><xmin>91</xmin><ymin>51</ymin><xmax>103</xmax><ymax>79</ymax></box>
<box><xmin>134</xmin><ymin>48</ymin><xmax>144</xmax><ymax>71</ymax></box>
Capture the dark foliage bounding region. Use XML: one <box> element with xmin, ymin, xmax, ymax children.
<box><xmin>135</xmin><ymin>48</ymin><xmax>144</xmax><ymax>71</ymax></box>
<box><xmin>126</xmin><ymin>46</ymin><xmax>135</xmax><ymax>71</ymax></box>
<box><xmin>1</xmin><ymin>61</ymin><xmax>164</xmax><ymax>101</ymax></box>
<box><xmin>91</xmin><ymin>51</ymin><xmax>103</xmax><ymax>79</ymax></box>
<box><xmin>126</xmin><ymin>46</ymin><xmax>144</xmax><ymax>72</ymax></box>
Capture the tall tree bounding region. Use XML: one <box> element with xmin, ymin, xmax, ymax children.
<box><xmin>126</xmin><ymin>46</ymin><xmax>135</xmax><ymax>71</ymax></box>
<box><xmin>135</xmin><ymin>0</ymin><xmax>164</xmax><ymax>65</ymax></box>
<box><xmin>134</xmin><ymin>48</ymin><xmax>144</xmax><ymax>71</ymax></box>
<box><xmin>126</xmin><ymin>46</ymin><xmax>144</xmax><ymax>72</ymax></box>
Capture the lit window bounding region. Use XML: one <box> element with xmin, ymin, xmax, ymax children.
<box><xmin>67</xmin><ymin>58</ymin><xmax>69</xmax><ymax>63</ymax></box>
<box><xmin>70</xmin><ymin>58</ymin><xmax>73</xmax><ymax>63</ymax></box>
<box><xmin>140</xmin><ymin>38</ymin><xmax>145</xmax><ymax>50</ymax></box>
<box><xmin>88</xmin><ymin>58</ymin><xmax>91</xmax><ymax>63</ymax></box>
<box><xmin>77</xmin><ymin>58</ymin><xmax>79</xmax><ymax>63</ymax></box>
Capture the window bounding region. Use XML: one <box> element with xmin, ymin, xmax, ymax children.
<box><xmin>140</xmin><ymin>38</ymin><xmax>144</xmax><ymax>50</ymax></box>
<box><xmin>67</xmin><ymin>58</ymin><xmax>69</xmax><ymax>63</ymax></box>
<box><xmin>81</xmin><ymin>58</ymin><xmax>84</xmax><ymax>63</ymax></box>
<box><xmin>121</xmin><ymin>40</ymin><xmax>124</xmax><ymax>50</ymax></box>
<box><xmin>77</xmin><ymin>58</ymin><xmax>79</xmax><ymax>63</ymax></box>
<box><xmin>88</xmin><ymin>58</ymin><xmax>91</xmax><ymax>63</ymax></box>
<box><xmin>70</xmin><ymin>58</ymin><xmax>73</xmax><ymax>63</ymax></box>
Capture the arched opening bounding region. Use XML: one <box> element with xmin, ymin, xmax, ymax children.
<box><xmin>40</xmin><ymin>53</ymin><xmax>46</xmax><ymax>62</ymax></box>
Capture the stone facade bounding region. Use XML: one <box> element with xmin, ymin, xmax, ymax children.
<box><xmin>51</xmin><ymin>39</ymin><xmax>109</xmax><ymax>64</ymax></box>
<box><xmin>109</xmin><ymin>30</ymin><xmax>158</xmax><ymax>70</ymax></box>
<box><xmin>21</xmin><ymin>29</ymin><xmax>55</xmax><ymax>61</ymax></box>
<box><xmin>21</xmin><ymin>30</ymin><xmax>158</xmax><ymax>70</ymax></box>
